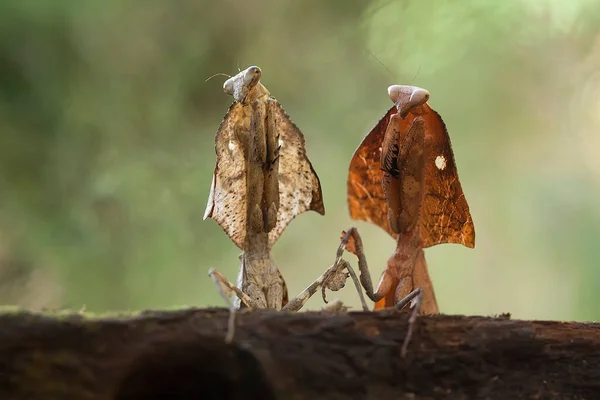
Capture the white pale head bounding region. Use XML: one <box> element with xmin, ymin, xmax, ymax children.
<box><xmin>223</xmin><ymin>65</ymin><xmax>263</xmax><ymax>102</ymax></box>
<box><xmin>387</xmin><ymin>85</ymin><xmax>430</xmax><ymax>117</ymax></box>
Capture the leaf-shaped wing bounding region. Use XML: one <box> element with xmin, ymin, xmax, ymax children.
<box><xmin>347</xmin><ymin>107</ymin><xmax>397</xmax><ymax>236</ymax></box>
<box><xmin>267</xmin><ymin>100</ymin><xmax>325</xmax><ymax>246</ymax></box>
<box><xmin>419</xmin><ymin>107</ymin><xmax>475</xmax><ymax>248</ymax></box>
<box><xmin>203</xmin><ymin>103</ymin><xmax>248</xmax><ymax>250</ymax></box>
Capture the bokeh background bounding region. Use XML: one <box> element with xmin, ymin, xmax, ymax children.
<box><xmin>1</xmin><ymin>0</ymin><xmax>600</xmax><ymax>321</ymax></box>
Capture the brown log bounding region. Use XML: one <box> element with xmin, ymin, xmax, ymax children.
<box><xmin>0</xmin><ymin>308</ymin><xmax>599</xmax><ymax>400</ymax></box>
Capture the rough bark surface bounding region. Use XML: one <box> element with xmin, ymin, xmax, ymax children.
<box><xmin>0</xmin><ymin>308</ymin><xmax>599</xmax><ymax>400</ymax></box>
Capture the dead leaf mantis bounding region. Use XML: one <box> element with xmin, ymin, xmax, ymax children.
<box><xmin>330</xmin><ymin>85</ymin><xmax>475</xmax><ymax>356</ymax></box>
<box><xmin>204</xmin><ymin>66</ymin><xmax>367</xmax><ymax>341</ymax></box>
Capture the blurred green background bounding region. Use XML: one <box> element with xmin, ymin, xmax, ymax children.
<box><xmin>1</xmin><ymin>0</ymin><xmax>600</xmax><ymax>321</ymax></box>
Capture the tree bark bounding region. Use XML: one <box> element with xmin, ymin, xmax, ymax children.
<box><xmin>0</xmin><ymin>308</ymin><xmax>598</xmax><ymax>400</ymax></box>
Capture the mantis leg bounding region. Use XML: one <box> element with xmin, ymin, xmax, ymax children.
<box><xmin>332</xmin><ymin>227</ymin><xmax>386</xmax><ymax>303</ymax></box>
<box><xmin>395</xmin><ymin>287</ymin><xmax>423</xmax><ymax>358</ymax></box>
<box><xmin>283</xmin><ymin>258</ymin><xmax>368</xmax><ymax>312</ymax></box>
<box><xmin>208</xmin><ymin>268</ymin><xmax>259</xmax><ymax>308</ymax></box>
<box><xmin>335</xmin><ymin>227</ymin><xmax>425</xmax><ymax>358</ymax></box>
<box><xmin>208</xmin><ymin>267</ymin><xmax>262</xmax><ymax>343</ymax></box>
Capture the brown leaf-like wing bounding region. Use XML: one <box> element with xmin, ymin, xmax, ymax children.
<box><xmin>347</xmin><ymin>107</ymin><xmax>397</xmax><ymax>236</ymax></box>
<box><xmin>267</xmin><ymin>100</ymin><xmax>325</xmax><ymax>246</ymax></box>
<box><xmin>203</xmin><ymin>103</ymin><xmax>248</xmax><ymax>250</ymax></box>
<box><xmin>348</xmin><ymin>104</ymin><xmax>474</xmax><ymax>249</ymax></box>
<box><xmin>419</xmin><ymin>106</ymin><xmax>475</xmax><ymax>248</ymax></box>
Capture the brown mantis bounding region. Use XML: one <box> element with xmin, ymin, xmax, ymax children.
<box><xmin>328</xmin><ymin>85</ymin><xmax>475</xmax><ymax>355</ymax></box>
<box><xmin>204</xmin><ymin>66</ymin><xmax>367</xmax><ymax>341</ymax></box>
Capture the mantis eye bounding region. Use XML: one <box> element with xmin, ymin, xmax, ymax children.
<box><xmin>408</xmin><ymin>88</ymin><xmax>429</xmax><ymax>108</ymax></box>
<box><xmin>387</xmin><ymin>85</ymin><xmax>403</xmax><ymax>104</ymax></box>
<box><xmin>223</xmin><ymin>77</ymin><xmax>235</xmax><ymax>95</ymax></box>
<box><xmin>243</xmin><ymin>66</ymin><xmax>262</xmax><ymax>86</ymax></box>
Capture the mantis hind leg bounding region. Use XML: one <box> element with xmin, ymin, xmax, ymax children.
<box><xmin>208</xmin><ymin>267</ymin><xmax>263</xmax><ymax>343</ymax></box>
<box><xmin>394</xmin><ymin>287</ymin><xmax>424</xmax><ymax>358</ymax></box>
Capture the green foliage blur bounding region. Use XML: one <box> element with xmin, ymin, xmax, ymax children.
<box><xmin>1</xmin><ymin>0</ymin><xmax>600</xmax><ymax>320</ymax></box>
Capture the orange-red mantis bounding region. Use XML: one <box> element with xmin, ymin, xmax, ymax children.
<box><xmin>340</xmin><ymin>84</ymin><xmax>475</xmax><ymax>355</ymax></box>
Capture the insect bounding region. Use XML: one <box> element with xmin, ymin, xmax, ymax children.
<box><xmin>204</xmin><ymin>66</ymin><xmax>366</xmax><ymax>341</ymax></box>
<box><xmin>341</xmin><ymin>84</ymin><xmax>475</xmax><ymax>353</ymax></box>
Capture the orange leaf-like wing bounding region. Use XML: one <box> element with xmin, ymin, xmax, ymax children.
<box><xmin>347</xmin><ymin>104</ymin><xmax>475</xmax><ymax>249</ymax></box>
<box><xmin>347</xmin><ymin>107</ymin><xmax>397</xmax><ymax>235</ymax></box>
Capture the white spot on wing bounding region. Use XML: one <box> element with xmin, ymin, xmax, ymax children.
<box><xmin>435</xmin><ymin>155</ymin><xmax>447</xmax><ymax>170</ymax></box>
<box><xmin>228</xmin><ymin>140</ymin><xmax>237</xmax><ymax>151</ymax></box>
